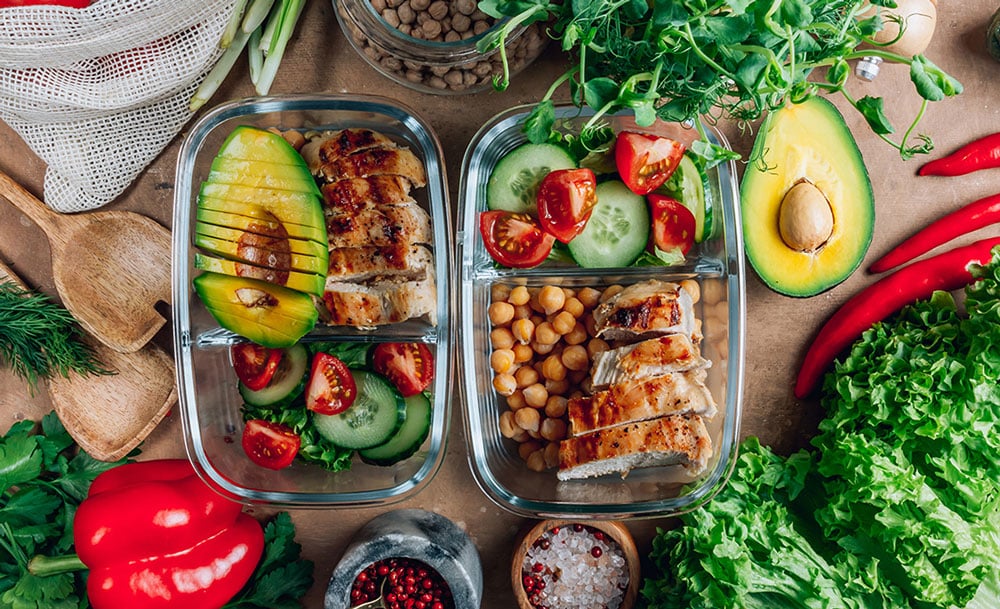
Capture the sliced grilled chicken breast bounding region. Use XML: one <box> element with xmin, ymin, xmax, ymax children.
<box><xmin>567</xmin><ymin>369</ymin><xmax>717</xmax><ymax>437</ymax></box>
<box><xmin>301</xmin><ymin>128</ymin><xmax>398</xmax><ymax>168</ymax></box>
<box><xmin>321</xmin><ymin>176</ymin><xmax>415</xmax><ymax>212</ymax></box>
<box><xmin>593</xmin><ymin>279</ymin><xmax>695</xmax><ymax>340</ymax></box>
<box><xmin>558</xmin><ymin>414</ymin><xmax>713</xmax><ymax>480</ymax></box>
<box><xmin>321</xmin><ymin>273</ymin><xmax>436</xmax><ymax>327</ymax></box>
<box><xmin>325</xmin><ymin>243</ymin><xmax>431</xmax><ymax>283</ymax></box>
<box><xmin>326</xmin><ymin>201</ymin><xmax>432</xmax><ymax>249</ymax></box>
<box><xmin>591</xmin><ymin>333</ymin><xmax>710</xmax><ymax>388</ymax></box>
<box><xmin>312</xmin><ymin>147</ymin><xmax>427</xmax><ymax>187</ymax></box>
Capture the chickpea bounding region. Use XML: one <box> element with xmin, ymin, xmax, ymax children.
<box><xmin>492</xmin><ymin>373</ymin><xmax>516</xmax><ymax>396</ymax></box>
<box><xmin>562</xmin><ymin>296</ymin><xmax>585</xmax><ymax>319</ymax></box>
<box><xmin>584</xmin><ymin>315</ymin><xmax>598</xmax><ymax>338</ymax></box>
<box><xmin>512</xmin><ymin>342</ymin><xmax>534</xmax><ymax>364</ymax></box>
<box><xmin>488</xmin><ymin>301</ymin><xmax>515</xmax><ymax>326</ymax></box>
<box><xmin>540</xmin><ymin>417</ymin><xmax>568</xmax><ymax>442</ymax></box>
<box><xmin>576</xmin><ymin>286</ymin><xmax>602</xmax><ymax>309</ymax></box>
<box><xmin>499</xmin><ymin>411</ymin><xmax>520</xmax><ymax>438</ymax></box>
<box><xmin>523</xmin><ymin>383</ymin><xmax>549</xmax><ymax>408</ymax></box>
<box><xmin>511</xmin><ymin>318</ymin><xmax>535</xmax><ymax>344</ymax></box>
<box><xmin>538</xmin><ymin>285</ymin><xmax>566</xmax><ymax>315</ymax></box>
<box><xmin>510</xmin><ymin>429</ymin><xmax>530</xmax><ymax>443</ymax></box>
<box><xmin>563</xmin><ymin>322</ymin><xmax>588</xmax><ymax>346</ymax></box>
<box><xmin>600</xmin><ymin>284</ymin><xmax>623</xmax><ymax>303</ymax></box>
<box><xmin>490</xmin><ymin>348</ymin><xmax>515</xmax><ymax>374</ymax></box>
<box><xmin>490</xmin><ymin>327</ymin><xmax>514</xmax><ymax>350</ymax></box>
<box><xmin>544</xmin><ymin>395</ymin><xmax>568</xmax><ymax>418</ymax></box>
<box><xmin>679</xmin><ymin>279</ymin><xmax>701</xmax><ymax>304</ymax></box>
<box><xmin>540</xmin><ymin>354</ymin><xmax>567</xmax><ymax>382</ymax></box>
<box><xmin>518</xmin><ymin>439</ymin><xmax>542</xmax><ymax>460</ymax></box>
<box><xmin>530</xmin><ymin>340</ymin><xmax>556</xmax><ymax>356</ymax></box>
<box><xmin>544</xmin><ymin>377</ymin><xmax>569</xmax><ymax>396</ymax></box>
<box><xmin>587</xmin><ymin>337</ymin><xmax>610</xmax><ymax>359</ymax></box>
<box><xmin>512</xmin><ymin>303</ymin><xmax>533</xmax><ymax>320</ymax></box>
<box><xmin>534</xmin><ymin>321</ymin><xmax>560</xmax><ymax>345</ymax></box>
<box><xmin>551</xmin><ymin>310</ymin><xmax>576</xmax><ymax>335</ymax></box>
<box><xmin>526</xmin><ymin>449</ymin><xmax>547</xmax><ymax>472</ymax></box>
<box><xmin>506</xmin><ymin>389</ymin><xmax>527</xmax><ymax>411</ymax></box>
<box><xmin>514</xmin><ymin>407</ymin><xmax>541</xmax><ymax>433</ymax></box>
<box><xmin>508</xmin><ymin>285</ymin><xmax>530</xmax><ymax>306</ymax></box>
<box><xmin>561</xmin><ymin>344</ymin><xmax>590</xmax><ymax>372</ymax></box>
<box><xmin>491</xmin><ymin>283</ymin><xmax>511</xmax><ymax>302</ymax></box>
<box><xmin>543</xmin><ymin>441</ymin><xmax>560</xmax><ymax>469</ymax></box>
<box><xmin>514</xmin><ymin>365</ymin><xmax>539</xmax><ymax>388</ymax></box>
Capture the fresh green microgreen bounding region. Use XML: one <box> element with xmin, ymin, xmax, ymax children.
<box><xmin>480</xmin><ymin>0</ymin><xmax>961</xmax><ymax>162</ymax></box>
<box><xmin>0</xmin><ymin>282</ymin><xmax>111</xmax><ymax>394</ymax></box>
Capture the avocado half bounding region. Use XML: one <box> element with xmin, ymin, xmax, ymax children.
<box><xmin>740</xmin><ymin>96</ymin><xmax>874</xmax><ymax>297</ymax></box>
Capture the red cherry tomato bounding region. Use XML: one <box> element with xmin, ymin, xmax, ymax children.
<box><xmin>649</xmin><ymin>194</ymin><xmax>697</xmax><ymax>255</ymax></box>
<box><xmin>615</xmin><ymin>131</ymin><xmax>686</xmax><ymax>195</ymax></box>
<box><xmin>231</xmin><ymin>343</ymin><xmax>283</xmax><ymax>391</ymax></box>
<box><xmin>372</xmin><ymin>342</ymin><xmax>434</xmax><ymax>397</ymax></box>
<box><xmin>536</xmin><ymin>168</ymin><xmax>598</xmax><ymax>243</ymax></box>
<box><xmin>306</xmin><ymin>352</ymin><xmax>358</xmax><ymax>415</ymax></box>
<box><xmin>242</xmin><ymin>419</ymin><xmax>300</xmax><ymax>470</ymax></box>
<box><xmin>479</xmin><ymin>210</ymin><xmax>555</xmax><ymax>268</ymax></box>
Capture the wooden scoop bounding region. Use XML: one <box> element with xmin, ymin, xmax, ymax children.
<box><xmin>0</xmin><ymin>258</ymin><xmax>177</xmax><ymax>461</ymax></box>
<box><xmin>0</xmin><ymin>170</ymin><xmax>172</xmax><ymax>353</ymax></box>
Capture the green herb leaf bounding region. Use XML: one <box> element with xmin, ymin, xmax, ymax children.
<box><xmin>223</xmin><ymin>512</ymin><xmax>314</xmax><ymax>609</ymax></box>
<box><xmin>855</xmin><ymin>96</ymin><xmax>895</xmax><ymax>135</ymax></box>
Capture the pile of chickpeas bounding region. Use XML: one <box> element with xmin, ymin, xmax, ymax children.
<box><xmin>488</xmin><ymin>280</ymin><xmax>702</xmax><ymax>472</ymax></box>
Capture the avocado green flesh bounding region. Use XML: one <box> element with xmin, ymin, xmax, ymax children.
<box><xmin>194</xmin><ymin>233</ymin><xmax>328</xmax><ymax>276</ymax></box>
<box><xmin>193</xmin><ymin>252</ymin><xmax>325</xmax><ymax>297</ymax></box>
<box><xmin>196</xmin><ymin>200</ymin><xmax>327</xmax><ymax>240</ymax></box>
<box><xmin>193</xmin><ymin>272</ymin><xmax>318</xmax><ymax>348</ymax></box>
<box><xmin>206</xmin><ymin>168</ymin><xmax>320</xmax><ymax>196</ymax></box>
<box><xmin>194</xmin><ymin>221</ymin><xmax>328</xmax><ymax>258</ymax></box>
<box><xmin>740</xmin><ymin>96</ymin><xmax>874</xmax><ymax>297</ymax></box>
<box><xmin>215</xmin><ymin>126</ymin><xmax>311</xmax><ymax>167</ymax></box>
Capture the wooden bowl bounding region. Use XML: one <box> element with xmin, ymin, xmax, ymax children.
<box><xmin>511</xmin><ymin>519</ymin><xmax>640</xmax><ymax>609</ymax></box>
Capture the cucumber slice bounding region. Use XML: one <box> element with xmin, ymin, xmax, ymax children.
<box><xmin>659</xmin><ymin>154</ymin><xmax>713</xmax><ymax>242</ymax></box>
<box><xmin>567</xmin><ymin>180</ymin><xmax>650</xmax><ymax>268</ymax></box>
<box><xmin>359</xmin><ymin>393</ymin><xmax>432</xmax><ymax>466</ymax></box>
<box><xmin>239</xmin><ymin>343</ymin><xmax>308</xmax><ymax>407</ymax></box>
<box><xmin>487</xmin><ymin>143</ymin><xmax>576</xmax><ymax>214</ymax></box>
<box><xmin>313</xmin><ymin>370</ymin><xmax>405</xmax><ymax>450</ymax></box>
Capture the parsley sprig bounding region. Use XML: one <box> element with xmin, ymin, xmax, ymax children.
<box><xmin>479</xmin><ymin>0</ymin><xmax>962</xmax><ymax>161</ymax></box>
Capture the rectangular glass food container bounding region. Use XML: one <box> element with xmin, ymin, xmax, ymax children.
<box><xmin>457</xmin><ymin>104</ymin><xmax>746</xmax><ymax>519</ymax></box>
<box><xmin>172</xmin><ymin>95</ymin><xmax>452</xmax><ymax>508</ymax></box>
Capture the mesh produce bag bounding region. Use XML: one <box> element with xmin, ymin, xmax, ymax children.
<box><xmin>0</xmin><ymin>0</ymin><xmax>238</xmax><ymax>212</ymax></box>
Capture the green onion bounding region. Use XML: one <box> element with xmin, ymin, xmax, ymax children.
<box><xmin>241</xmin><ymin>0</ymin><xmax>276</xmax><ymax>35</ymax></box>
<box><xmin>255</xmin><ymin>0</ymin><xmax>304</xmax><ymax>95</ymax></box>
<box><xmin>190</xmin><ymin>25</ymin><xmax>252</xmax><ymax>112</ymax></box>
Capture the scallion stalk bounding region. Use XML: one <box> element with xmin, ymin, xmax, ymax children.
<box><xmin>190</xmin><ymin>25</ymin><xmax>253</xmax><ymax>111</ymax></box>
<box><xmin>255</xmin><ymin>0</ymin><xmax>304</xmax><ymax>95</ymax></box>
<box><xmin>241</xmin><ymin>0</ymin><xmax>276</xmax><ymax>35</ymax></box>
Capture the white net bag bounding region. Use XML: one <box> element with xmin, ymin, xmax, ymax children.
<box><xmin>0</xmin><ymin>0</ymin><xmax>239</xmax><ymax>212</ymax></box>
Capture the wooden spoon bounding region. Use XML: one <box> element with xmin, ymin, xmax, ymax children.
<box><xmin>0</xmin><ymin>259</ymin><xmax>177</xmax><ymax>461</ymax></box>
<box><xmin>0</xmin><ymin>170</ymin><xmax>171</xmax><ymax>353</ymax></box>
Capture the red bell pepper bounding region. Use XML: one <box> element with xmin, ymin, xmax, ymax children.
<box><xmin>795</xmin><ymin>237</ymin><xmax>1000</xmax><ymax>398</ymax></box>
<box><xmin>869</xmin><ymin>193</ymin><xmax>1000</xmax><ymax>273</ymax></box>
<box><xmin>918</xmin><ymin>132</ymin><xmax>1000</xmax><ymax>177</ymax></box>
<box><xmin>73</xmin><ymin>459</ymin><xmax>264</xmax><ymax>609</ymax></box>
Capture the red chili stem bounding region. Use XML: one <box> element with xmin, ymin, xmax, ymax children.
<box><xmin>869</xmin><ymin>193</ymin><xmax>1000</xmax><ymax>273</ymax></box>
<box><xmin>794</xmin><ymin>237</ymin><xmax>1000</xmax><ymax>399</ymax></box>
<box><xmin>918</xmin><ymin>133</ymin><xmax>1000</xmax><ymax>177</ymax></box>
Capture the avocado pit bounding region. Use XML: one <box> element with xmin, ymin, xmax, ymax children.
<box><xmin>778</xmin><ymin>180</ymin><xmax>834</xmax><ymax>253</ymax></box>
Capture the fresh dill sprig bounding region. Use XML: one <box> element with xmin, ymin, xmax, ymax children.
<box><xmin>0</xmin><ymin>281</ymin><xmax>112</xmax><ymax>392</ymax></box>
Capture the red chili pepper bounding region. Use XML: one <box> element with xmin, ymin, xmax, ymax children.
<box><xmin>918</xmin><ymin>133</ymin><xmax>1000</xmax><ymax>177</ymax></box>
<box><xmin>869</xmin><ymin>193</ymin><xmax>1000</xmax><ymax>273</ymax></box>
<box><xmin>73</xmin><ymin>459</ymin><xmax>264</xmax><ymax>609</ymax></box>
<box><xmin>794</xmin><ymin>237</ymin><xmax>1000</xmax><ymax>399</ymax></box>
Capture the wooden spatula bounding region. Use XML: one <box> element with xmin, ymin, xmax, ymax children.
<box><xmin>0</xmin><ymin>170</ymin><xmax>171</xmax><ymax>354</ymax></box>
<box><xmin>0</xmin><ymin>259</ymin><xmax>177</xmax><ymax>461</ymax></box>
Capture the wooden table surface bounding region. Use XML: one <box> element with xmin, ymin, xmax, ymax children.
<box><xmin>1</xmin><ymin>2</ymin><xmax>999</xmax><ymax>607</ymax></box>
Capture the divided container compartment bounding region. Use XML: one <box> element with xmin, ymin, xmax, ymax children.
<box><xmin>173</xmin><ymin>94</ymin><xmax>452</xmax><ymax>507</ymax></box>
<box><xmin>457</xmin><ymin>104</ymin><xmax>746</xmax><ymax>519</ymax></box>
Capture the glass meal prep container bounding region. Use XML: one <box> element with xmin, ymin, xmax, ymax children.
<box><xmin>457</xmin><ymin>104</ymin><xmax>746</xmax><ymax>519</ymax></box>
<box><xmin>172</xmin><ymin>94</ymin><xmax>452</xmax><ymax>508</ymax></box>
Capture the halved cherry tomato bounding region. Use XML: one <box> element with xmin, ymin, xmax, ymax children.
<box><xmin>649</xmin><ymin>194</ymin><xmax>697</xmax><ymax>255</ymax></box>
<box><xmin>231</xmin><ymin>343</ymin><xmax>283</xmax><ymax>391</ymax></box>
<box><xmin>306</xmin><ymin>352</ymin><xmax>357</xmax><ymax>415</ymax></box>
<box><xmin>479</xmin><ymin>210</ymin><xmax>555</xmax><ymax>268</ymax></box>
<box><xmin>536</xmin><ymin>168</ymin><xmax>598</xmax><ymax>243</ymax></box>
<box><xmin>372</xmin><ymin>342</ymin><xmax>434</xmax><ymax>397</ymax></box>
<box><xmin>615</xmin><ymin>131</ymin><xmax>686</xmax><ymax>195</ymax></box>
<box><xmin>242</xmin><ymin>419</ymin><xmax>300</xmax><ymax>470</ymax></box>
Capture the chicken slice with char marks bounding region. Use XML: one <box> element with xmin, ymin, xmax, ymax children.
<box><xmin>567</xmin><ymin>369</ymin><xmax>717</xmax><ymax>437</ymax></box>
<box><xmin>321</xmin><ymin>272</ymin><xmax>436</xmax><ymax>327</ymax></box>
<box><xmin>590</xmin><ymin>333</ymin><xmax>710</xmax><ymax>388</ymax></box>
<box><xmin>300</xmin><ymin>128</ymin><xmax>398</xmax><ymax>168</ymax></box>
<box><xmin>593</xmin><ymin>279</ymin><xmax>695</xmax><ymax>341</ymax></box>
<box><xmin>312</xmin><ymin>146</ymin><xmax>427</xmax><ymax>187</ymax></box>
<box><xmin>325</xmin><ymin>243</ymin><xmax>431</xmax><ymax>284</ymax></box>
<box><xmin>325</xmin><ymin>201</ymin><xmax>431</xmax><ymax>250</ymax></box>
<box><xmin>321</xmin><ymin>176</ymin><xmax>414</xmax><ymax>214</ymax></box>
